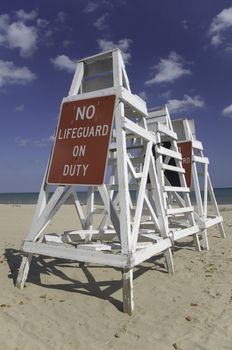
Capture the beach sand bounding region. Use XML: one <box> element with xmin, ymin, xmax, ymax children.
<box><xmin>0</xmin><ymin>203</ymin><xmax>232</xmax><ymax>350</ymax></box>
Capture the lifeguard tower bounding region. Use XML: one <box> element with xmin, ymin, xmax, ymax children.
<box><xmin>147</xmin><ymin>106</ymin><xmax>225</xmax><ymax>250</ymax></box>
<box><xmin>16</xmin><ymin>50</ymin><xmax>221</xmax><ymax>314</ymax></box>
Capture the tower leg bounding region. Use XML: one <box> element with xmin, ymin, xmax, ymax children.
<box><xmin>218</xmin><ymin>222</ymin><xmax>226</xmax><ymax>238</ymax></box>
<box><xmin>193</xmin><ymin>234</ymin><xmax>201</xmax><ymax>252</ymax></box>
<box><xmin>164</xmin><ymin>248</ymin><xmax>175</xmax><ymax>274</ymax></box>
<box><xmin>122</xmin><ymin>268</ymin><xmax>134</xmax><ymax>315</ymax></box>
<box><xmin>200</xmin><ymin>229</ymin><xmax>209</xmax><ymax>250</ymax></box>
<box><xmin>15</xmin><ymin>254</ymin><xmax>32</xmax><ymax>289</ymax></box>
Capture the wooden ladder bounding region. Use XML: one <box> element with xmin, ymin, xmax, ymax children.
<box><xmin>147</xmin><ymin>106</ymin><xmax>201</xmax><ymax>251</ymax></box>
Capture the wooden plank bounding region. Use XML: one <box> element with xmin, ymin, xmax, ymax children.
<box><xmin>64</xmin><ymin>87</ymin><xmax>117</xmax><ymax>104</ymax></box>
<box><xmin>147</xmin><ymin>107</ymin><xmax>166</xmax><ymax>119</ymax></box>
<box><xmin>172</xmin><ymin>225</ymin><xmax>199</xmax><ymax>240</ymax></box>
<box><xmin>192</xmin><ymin>160</ymin><xmax>209</xmax><ymax>250</ymax></box>
<box><xmin>166</xmin><ymin>207</ymin><xmax>193</xmax><ymax>215</ymax></box>
<box><xmin>203</xmin><ymin>163</ymin><xmax>208</xmax><ymax>219</ymax></box>
<box><xmin>124</xmin><ymin>117</ymin><xmax>157</xmax><ymax>143</ymax></box>
<box><xmin>78</xmin><ymin>49</ymin><xmax>117</xmax><ymax>65</ymax></box>
<box><xmin>77</xmin><ymin>243</ymin><xmax>112</xmax><ymax>251</ymax></box>
<box><xmin>22</xmin><ymin>241</ymin><xmax>128</xmax><ymax>268</ymax></box>
<box><xmin>193</xmin><ymin>155</ymin><xmax>209</xmax><ymax>164</ymax></box>
<box><xmin>98</xmin><ymin>185</ymin><xmax>121</xmax><ymax>239</ymax></box>
<box><xmin>119</xmin><ymin>87</ymin><xmax>147</xmax><ymax>116</ymax></box>
<box><xmin>85</xmin><ymin>187</ymin><xmax>94</xmax><ymax>241</ymax></box>
<box><xmin>126</xmin><ymin>154</ymin><xmax>142</xmax><ymax>179</ymax></box>
<box><xmin>157</xmin><ymin>123</ymin><xmax>177</xmax><ymax>140</ymax></box>
<box><xmin>122</xmin><ymin>269</ymin><xmax>134</xmax><ymax>315</ymax></box>
<box><xmin>15</xmin><ymin>255</ymin><xmax>32</xmax><ymax>289</ymax></box>
<box><xmin>118</xmin><ymin>52</ymin><xmax>131</xmax><ymax>91</ymax></box>
<box><xmin>112</xmin><ymin>50</ymin><xmax>122</xmax><ymax>87</ymax></box>
<box><xmin>133</xmin><ymin>238</ymin><xmax>172</xmax><ymax>266</ymax></box>
<box><xmin>202</xmin><ymin>216</ymin><xmax>223</xmax><ymax>229</ymax></box>
<box><xmin>139</xmin><ymin>232</ymin><xmax>162</xmax><ymax>242</ymax></box>
<box><xmin>131</xmin><ymin>142</ymin><xmax>152</xmax><ymax>251</ymax></box>
<box><xmin>149</xmin><ymin>150</ymin><xmax>175</xmax><ymax>274</ymax></box>
<box><xmin>115</xmin><ymin>102</ymin><xmax>132</xmax><ymax>253</ymax></box>
<box><xmin>164</xmin><ymin>186</ymin><xmax>190</xmax><ymax>192</ymax></box>
<box><xmin>69</xmin><ymin>62</ymin><xmax>84</xmax><ymax>95</ymax></box>
<box><xmin>162</xmin><ymin>163</ymin><xmax>185</xmax><ymax>173</ymax></box>
<box><xmin>72</xmin><ymin>191</ymin><xmax>86</xmax><ymax>229</ymax></box>
<box><xmin>207</xmin><ymin>176</ymin><xmax>226</xmax><ymax>237</ymax></box>
<box><xmin>144</xmin><ymin>193</ymin><xmax>160</xmax><ymax>231</ymax></box>
<box><xmin>157</xmin><ymin>146</ymin><xmax>182</xmax><ymax>160</ymax></box>
<box><xmin>192</xmin><ymin>140</ymin><xmax>203</xmax><ymax>150</ymax></box>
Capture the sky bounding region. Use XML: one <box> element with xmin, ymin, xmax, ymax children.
<box><xmin>0</xmin><ymin>0</ymin><xmax>232</xmax><ymax>192</ymax></box>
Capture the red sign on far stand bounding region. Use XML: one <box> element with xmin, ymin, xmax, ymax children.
<box><xmin>47</xmin><ymin>95</ymin><xmax>116</xmax><ymax>185</ymax></box>
<box><xmin>177</xmin><ymin>141</ymin><xmax>192</xmax><ymax>188</ymax></box>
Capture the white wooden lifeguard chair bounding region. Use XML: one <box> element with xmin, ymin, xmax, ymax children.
<box><xmin>147</xmin><ymin>105</ymin><xmax>225</xmax><ymax>250</ymax></box>
<box><xmin>172</xmin><ymin>118</ymin><xmax>226</xmax><ymax>249</ymax></box>
<box><xmin>146</xmin><ymin>106</ymin><xmax>201</xmax><ymax>250</ymax></box>
<box><xmin>16</xmin><ymin>49</ymin><xmax>178</xmax><ymax>315</ymax></box>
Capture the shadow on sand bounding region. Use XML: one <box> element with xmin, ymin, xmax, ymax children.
<box><xmin>4</xmin><ymin>247</ymin><xmax>175</xmax><ymax>312</ymax></box>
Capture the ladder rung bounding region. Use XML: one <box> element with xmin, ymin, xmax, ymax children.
<box><xmin>157</xmin><ymin>123</ymin><xmax>177</xmax><ymax>140</ymax></box>
<box><xmin>193</xmin><ymin>155</ymin><xmax>209</xmax><ymax>164</ymax></box>
<box><xmin>162</xmin><ymin>163</ymin><xmax>185</xmax><ymax>173</ymax></box>
<box><xmin>172</xmin><ymin>225</ymin><xmax>199</xmax><ymax>240</ymax></box>
<box><xmin>157</xmin><ymin>146</ymin><xmax>182</xmax><ymax>160</ymax></box>
<box><xmin>139</xmin><ymin>233</ymin><xmax>162</xmax><ymax>242</ymax></box>
<box><xmin>166</xmin><ymin>207</ymin><xmax>193</xmax><ymax>215</ymax></box>
<box><xmin>164</xmin><ymin>186</ymin><xmax>190</xmax><ymax>192</ymax></box>
<box><xmin>192</xmin><ymin>140</ymin><xmax>203</xmax><ymax>150</ymax></box>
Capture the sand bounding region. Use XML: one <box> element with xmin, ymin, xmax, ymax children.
<box><xmin>0</xmin><ymin>203</ymin><xmax>232</xmax><ymax>350</ymax></box>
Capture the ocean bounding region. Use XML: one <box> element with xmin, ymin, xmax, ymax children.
<box><xmin>0</xmin><ymin>188</ymin><xmax>232</xmax><ymax>205</ymax></box>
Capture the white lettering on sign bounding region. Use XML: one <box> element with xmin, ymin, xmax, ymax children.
<box><xmin>58</xmin><ymin>125</ymin><xmax>109</xmax><ymax>139</ymax></box>
<box><xmin>63</xmin><ymin>164</ymin><xmax>89</xmax><ymax>177</ymax></box>
<box><xmin>75</xmin><ymin>105</ymin><xmax>95</xmax><ymax>121</ymax></box>
<box><xmin>72</xmin><ymin>145</ymin><xmax>86</xmax><ymax>157</ymax></box>
<box><xmin>182</xmin><ymin>157</ymin><xmax>191</xmax><ymax>164</ymax></box>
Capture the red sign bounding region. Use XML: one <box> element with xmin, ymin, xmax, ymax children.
<box><xmin>47</xmin><ymin>95</ymin><xmax>116</xmax><ymax>185</ymax></box>
<box><xmin>177</xmin><ymin>141</ymin><xmax>192</xmax><ymax>187</ymax></box>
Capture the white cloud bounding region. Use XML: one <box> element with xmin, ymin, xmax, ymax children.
<box><xmin>36</xmin><ymin>18</ymin><xmax>49</xmax><ymax>29</ymax></box>
<box><xmin>84</xmin><ymin>2</ymin><xmax>99</xmax><ymax>13</ymax></box>
<box><xmin>0</xmin><ymin>13</ymin><xmax>38</xmax><ymax>56</ymax></box>
<box><xmin>56</xmin><ymin>11</ymin><xmax>66</xmax><ymax>23</ymax></box>
<box><xmin>15</xmin><ymin>138</ymin><xmax>30</xmax><ymax>147</ymax></box>
<box><xmin>222</xmin><ymin>104</ymin><xmax>232</xmax><ymax>118</ymax></box>
<box><xmin>181</xmin><ymin>19</ymin><xmax>188</xmax><ymax>30</ymax></box>
<box><xmin>94</xmin><ymin>14</ymin><xmax>108</xmax><ymax>30</ymax></box>
<box><xmin>34</xmin><ymin>139</ymin><xmax>48</xmax><ymax>148</ymax></box>
<box><xmin>15</xmin><ymin>104</ymin><xmax>24</xmax><ymax>112</ymax></box>
<box><xmin>145</xmin><ymin>52</ymin><xmax>191</xmax><ymax>85</ymax></box>
<box><xmin>167</xmin><ymin>95</ymin><xmax>205</xmax><ymax>113</ymax></box>
<box><xmin>209</xmin><ymin>7</ymin><xmax>232</xmax><ymax>47</ymax></box>
<box><xmin>15</xmin><ymin>9</ymin><xmax>38</xmax><ymax>21</ymax></box>
<box><xmin>0</xmin><ymin>60</ymin><xmax>36</xmax><ymax>87</ymax></box>
<box><xmin>7</xmin><ymin>21</ymin><xmax>38</xmax><ymax>56</ymax></box>
<box><xmin>97</xmin><ymin>38</ymin><xmax>132</xmax><ymax>63</ymax></box>
<box><xmin>62</xmin><ymin>40</ymin><xmax>72</xmax><ymax>47</ymax></box>
<box><xmin>51</xmin><ymin>55</ymin><xmax>76</xmax><ymax>73</ymax></box>
<box><xmin>0</xmin><ymin>10</ymin><xmax>59</xmax><ymax>56</ymax></box>
<box><xmin>15</xmin><ymin>136</ymin><xmax>54</xmax><ymax>147</ymax></box>
<box><xmin>158</xmin><ymin>90</ymin><xmax>172</xmax><ymax>100</ymax></box>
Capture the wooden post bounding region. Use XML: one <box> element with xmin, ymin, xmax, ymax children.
<box><xmin>122</xmin><ymin>268</ymin><xmax>134</xmax><ymax>315</ymax></box>
<box><xmin>15</xmin><ymin>255</ymin><xmax>32</xmax><ymax>289</ymax></box>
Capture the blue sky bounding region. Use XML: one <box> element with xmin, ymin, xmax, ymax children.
<box><xmin>0</xmin><ymin>0</ymin><xmax>232</xmax><ymax>192</ymax></box>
